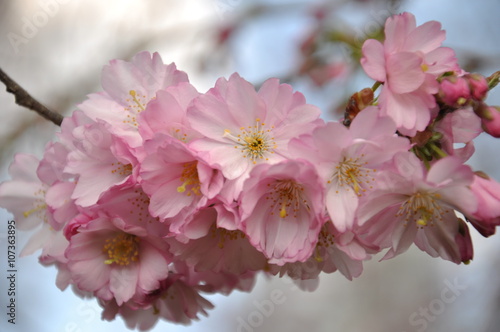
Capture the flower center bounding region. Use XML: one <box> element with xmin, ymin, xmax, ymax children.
<box><xmin>172</xmin><ymin>127</ymin><xmax>189</xmax><ymax>143</ymax></box>
<box><xmin>330</xmin><ymin>156</ymin><xmax>374</xmax><ymax>196</ymax></box>
<box><xmin>266</xmin><ymin>179</ymin><xmax>308</xmax><ymax>219</ymax></box>
<box><xmin>23</xmin><ymin>187</ymin><xmax>47</xmax><ymax>221</ymax></box>
<box><xmin>223</xmin><ymin>118</ymin><xmax>276</xmax><ymax>164</ymax></box>
<box><xmin>210</xmin><ymin>226</ymin><xmax>246</xmax><ymax>249</ymax></box>
<box><xmin>314</xmin><ymin>224</ymin><xmax>335</xmax><ymax>262</ymax></box>
<box><xmin>177</xmin><ymin>161</ymin><xmax>201</xmax><ymax>196</ymax></box>
<box><xmin>397</xmin><ymin>192</ymin><xmax>449</xmax><ymax>228</ymax></box>
<box><xmin>103</xmin><ymin>233</ymin><xmax>140</xmax><ymax>266</ymax></box>
<box><xmin>123</xmin><ymin>90</ymin><xmax>147</xmax><ymax>127</ymax></box>
<box><xmin>110</xmin><ymin>162</ymin><xmax>133</xmax><ymax>176</ymax></box>
<box><xmin>126</xmin><ymin>189</ymin><xmax>156</xmax><ymax>223</ymax></box>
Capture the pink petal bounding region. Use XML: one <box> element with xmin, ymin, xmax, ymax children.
<box><xmin>404</xmin><ymin>20</ymin><xmax>445</xmax><ymax>53</ymax></box>
<box><xmin>424</xmin><ymin>47</ymin><xmax>459</xmax><ymax>75</ymax></box>
<box><xmin>326</xmin><ymin>188</ymin><xmax>358</xmax><ymax>232</ymax></box>
<box><xmin>20</xmin><ymin>224</ymin><xmax>53</xmax><ymax>257</ymax></box>
<box><xmin>384</xmin><ymin>12</ymin><xmax>416</xmax><ymax>54</ymax></box>
<box><xmin>426</xmin><ymin>157</ymin><xmax>472</xmax><ymax>185</ymax></box>
<box><xmin>386</xmin><ymin>52</ymin><xmax>425</xmax><ymax>94</ymax></box>
<box><xmin>138</xmin><ymin>244</ymin><xmax>170</xmax><ymax>291</ymax></box>
<box><xmin>109</xmin><ymin>265</ymin><xmax>139</xmax><ymax>305</ymax></box>
<box><xmin>360</xmin><ymin>39</ymin><xmax>386</xmax><ymax>82</ymax></box>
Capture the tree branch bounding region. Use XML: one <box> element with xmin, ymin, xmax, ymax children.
<box><xmin>0</xmin><ymin>67</ymin><xmax>63</xmax><ymax>126</ymax></box>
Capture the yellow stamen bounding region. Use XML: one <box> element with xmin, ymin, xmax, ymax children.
<box><xmin>416</xmin><ymin>219</ymin><xmax>427</xmax><ymax>227</ymax></box>
<box><xmin>267</xmin><ymin>180</ymin><xmax>307</xmax><ymax>219</ymax></box>
<box><xmin>331</xmin><ymin>156</ymin><xmax>373</xmax><ymax>196</ymax></box>
<box><xmin>222</xmin><ymin>119</ymin><xmax>276</xmax><ymax>163</ymax></box>
<box><xmin>110</xmin><ymin>162</ymin><xmax>133</xmax><ymax>176</ymax></box>
<box><xmin>397</xmin><ymin>192</ymin><xmax>447</xmax><ymax>228</ymax></box>
<box><xmin>346</xmin><ymin>169</ymin><xmax>360</xmax><ymax>194</ymax></box>
<box><xmin>279</xmin><ymin>204</ymin><xmax>287</xmax><ymax>218</ymax></box>
<box><xmin>103</xmin><ymin>233</ymin><xmax>140</xmax><ymax>266</ymax></box>
<box><xmin>129</xmin><ymin>90</ymin><xmax>145</xmax><ymax>112</ymax></box>
<box><xmin>177</xmin><ymin>162</ymin><xmax>200</xmax><ymax>196</ymax></box>
<box><xmin>23</xmin><ymin>203</ymin><xmax>47</xmax><ymax>218</ymax></box>
<box><xmin>314</xmin><ymin>246</ymin><xmax>324</xmax><ymax>262</ymax></box>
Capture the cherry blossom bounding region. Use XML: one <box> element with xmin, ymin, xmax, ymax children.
<box><xmin>187</xmin><ymin>73</ymin><xmax>323</xmax><ymax>181</ymax></box>
<box><xmin>239</xmin><ymin>159</ymin><xmax>326</xmax><ymax>265</ymax></box>
<box><xmin>78</xmin><ymin>51</ymin><xmax>189</xmax><ymax>147</ymax></box>
<box><xmin>0</xmin><ymin>11</ymin><xmax>499</xmax><ymax>328</ymax></box>
<box><xmin>65</xmin><ymin>214</ymin><xmax>171</xmax><ymax>305</ymax></box>
<box><xmin>289</xmin><ymin>106</ymin><xmax>409</xmax><ymax>231</ymax></box>
<box><xmin>359</xmin><ymin>153</ymin><xmax>477</xmax><ymax>263</ymax></box>
<box><xmin>361</xmin><ymin>12</ymin><xmax>459</xmax><ymax>136</ymax></box>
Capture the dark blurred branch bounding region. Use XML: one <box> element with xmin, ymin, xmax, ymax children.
<box><xmin>0</xmin><ymin>67</ymin><xmax>63</xmax><ymax>126</ymax></box>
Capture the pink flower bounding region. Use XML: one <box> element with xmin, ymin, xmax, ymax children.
<box><xmin>289</xmin><ymin>106</ymin><xmax>410</xmax><ymax>231</ymax></box>
<box><xmin>434</xmin><ymin>107</ymin><xmax>482</xmax><ymax>161</ymax></box>
<box><xmin>361</xmin><ymin>12</ymin><xmax>459</xmax><ymax>136</ymax></box>
<box><xmin>140</xmin><ymin>135</ymin><xmax>224</xmax><ymax>221</ymax></box>
<box><xmin>358</xmin><ymin>153</ymin><xmax>477</xmax><ymax>263</ymax></box>
<box><xmin>101</xmin><ymin>277</ymin><xmax>213</xmax><ymax>329</ymax></box>
<box><xmin>64</xmin><ymin>120</ymin><xmax>139</xmax><ymax>207</ymax></box>
<box><xmin>38</xmin><ymin>142</ymin><xmax>79</xmax><ymax>229</ymax></box>
<box><xmin>138</xmin><ymin>82</ymin><xmax>202</xmax><ymax>143</ymax></box>
<box><xmin>65</xmin><ymin>214</ymin><xmax>171</xmax><ymax>305</ymax></box>
<box><xmin>167</xmin><ymin>205</ymin><xmax>267</xmax><ymax>275</ymax></box>
<box><xmin>239</xmin><ymin>160</ymin><xmax>326</xmax><ymax>265</ymax></box>
<box><xmin>78</xmin><ymin>52</ymin><xmax>189</xmax><ymax>147</ymax></box>
<box><xmin>270</xmin><ymin>221</ymin><xmax>372</xmax><ymax>281</ymax></box>
<box><xmin>0</xmin><ymin>154</ymin><xmax>72</xmax><ymax>258</ymax></box>
<box><xmin>91</xmin><ymin>186</ymin><xmax>170</xmax><ymax>238</ymax></box>
<box><xmin>187</xmin><ymin>73</ymin><xmax>322</xmax><ymax>181</ymax></box>
<box><xmin>0</xmin><ymin>154</ymin><xmax>50</xmax><ymax>231</ymax></box>
<box><xmin>466</xmin><ymin>173</ymin><xmax>500</xmax><ymax>236</ymax></box>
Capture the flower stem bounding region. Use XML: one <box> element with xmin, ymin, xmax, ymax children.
<box><xmin>371</xmin><ymin>81</ymin><xmax>382</xmax><ymax>92</ymax></box>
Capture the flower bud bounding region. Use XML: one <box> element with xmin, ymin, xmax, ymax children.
<box><xmin>456</xmin><ymin>218</ymin><xmax>473</xmax><ymax>264</ymax></box>
<box><xmin>307</xmin><ymin>62</ymin><xmax>348</xmax><ymax>86</ymax></box>
<box><xmin>465</xmin><ymin>73</ymin><xmax>488</xmax><ymax>100</ymax></box>
<box><xmin>438</xmin><ymin>76</ymin><xmax>470</xmax><ymax>106</ymax></box>
<box><xmin>480</xmin><ymin>106</ymin><xmax>500</xmax><ymax>138</ymax></box>
<box><xmin>344</xmin><ymin>88</ymin><xmax>374</xmax><ymax>126</ymax></box>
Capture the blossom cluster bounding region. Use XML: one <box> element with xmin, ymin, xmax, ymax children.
<box><xmin>1</xmin><ymin>12</ymin><xmax>500</xmax><ymax>330</ymax></box>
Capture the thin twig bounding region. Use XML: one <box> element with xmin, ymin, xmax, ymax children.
<box><xmin>0</xmin><ymin>67</ymin><xmax>63</xmax><ymax>126</ymax></box>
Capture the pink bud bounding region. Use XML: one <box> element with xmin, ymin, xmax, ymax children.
<box><xmin>311</xmin><ymin>5</ymin><xmax>329</xmax><ymax>21</ymax></box>
<box><xmin>466</xmin><ymin>73</ymin><xmax>488</xmax><ymax>100</ymax></box>
<box><xmin>300</xmin><ymin>30</ymin><xmax>318</xmax><ymax>56</ymax></box>
<box><xmin>455</xmin><ymin>219</ymin><xmax>473</xmax><ymax>264</ymax></box>
<box><xmin>217</xmin><ymin>25</ymin><xmax>235</xmax><ymax>45</ymax></box>
<box><xmin>307</xmin><ymin>62</ymin><xmax>348</xmax><ymax>86</ymax></box>
<box><xmin>438</xmin><ymin>76</ymin><xmax>470</xmax><ymax>106</ymax></box>
<box><xmin>481</xmin><ymin>106</ymin><xmax>500</xmax><ymax>138</ymax></box>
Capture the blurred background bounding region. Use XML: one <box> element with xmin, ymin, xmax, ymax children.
<box><xmin>1</xmin><ymin>0</ymin><xmax>500</xmax><ymax>331</ymax></box>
